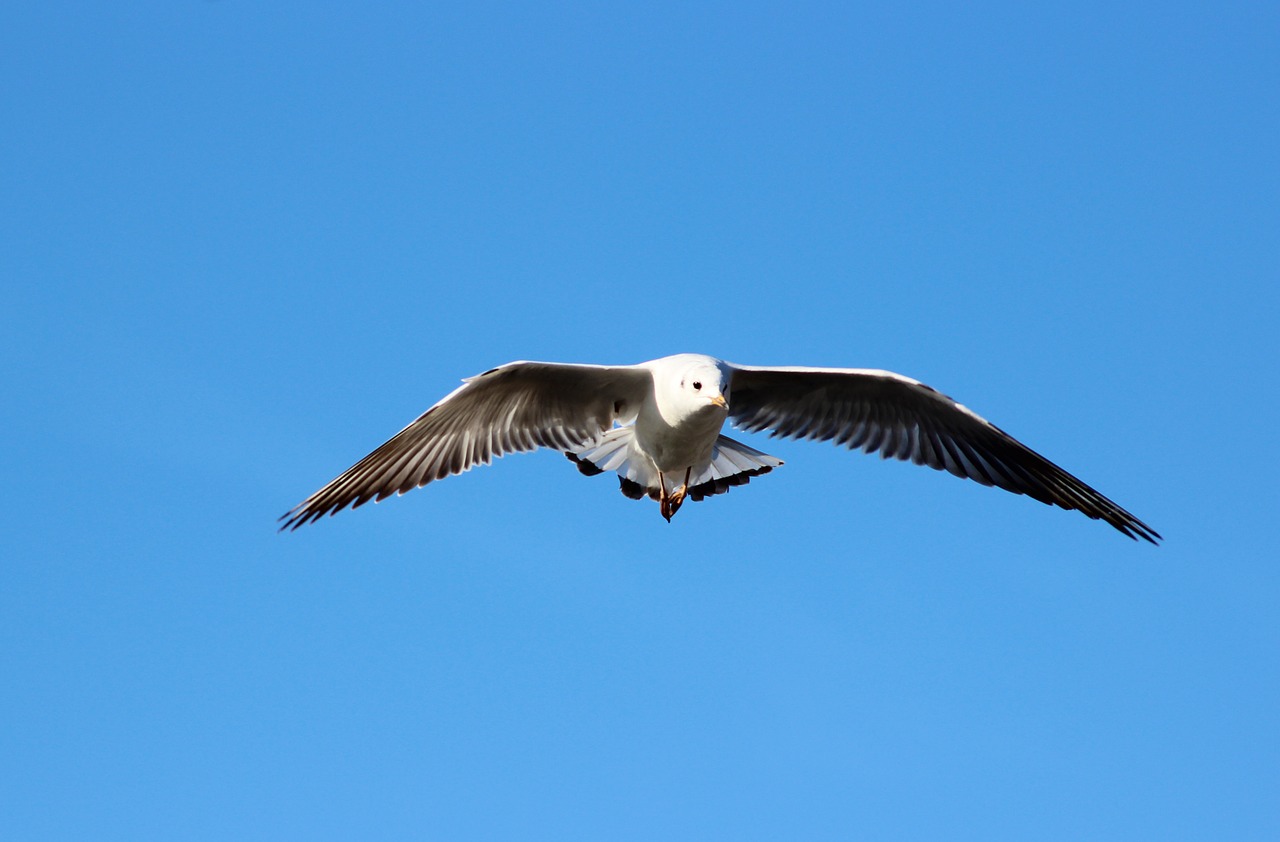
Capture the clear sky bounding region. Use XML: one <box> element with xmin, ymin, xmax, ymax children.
<box><xmin>3</xmin><ymin>2</ymin><xmax>1277</xmax><ymax>839</ymax></box>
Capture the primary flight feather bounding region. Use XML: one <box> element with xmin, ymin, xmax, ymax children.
<box><xmin>280</xmin><ymin>353</ymin><xmax>1159</xmax><ymax>543</ymax></box>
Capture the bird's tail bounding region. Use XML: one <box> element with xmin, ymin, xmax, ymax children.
<box><xmin>565</xmin><ymin>428</ymin><xmax>782</xmax><ymax>502</ymax></box>
<box><xmin>687</xmin><ymin>435</ymin><xmax>784</xmax><ymax>501</ymax></box>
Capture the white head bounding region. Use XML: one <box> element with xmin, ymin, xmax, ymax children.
<box><xmin>651</xmin><ymin>354</ymin><xmax>732</xmax><ymax>418</ymax></box>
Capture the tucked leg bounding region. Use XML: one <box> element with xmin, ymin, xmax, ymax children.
<box><xmin>658</xmin><ymin>471</ymin><xmax>673</xmax><ymax>521</ymax></box>
<box><xmin>662</xmin><ymin>466</ymin><xmax>692</xmax><ymax>521</ymax></box>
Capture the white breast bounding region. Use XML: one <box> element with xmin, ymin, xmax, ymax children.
<box><xmin>635</xmin><ymin>378</ymin><xmax>728</xmax><ymax>471</ymax></box>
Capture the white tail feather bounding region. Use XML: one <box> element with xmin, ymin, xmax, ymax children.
<box><xmin>569</xmin><ymin>428</ymin><xmax>782</xmax><ymax>502</ymax></box>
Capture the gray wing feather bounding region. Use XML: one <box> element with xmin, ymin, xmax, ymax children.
<box><xmin>727</xmin><ymin>365</ymin><xmax>1160</xmax><ymax>543</ymax></box>
<box><xmin>281</xmin><ymin>361</ymin><xmax>650</xmax><ymax>529</ymax></box>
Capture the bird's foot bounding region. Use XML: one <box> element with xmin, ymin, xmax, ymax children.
<box><xmin>661</xmin><ymin>487</ymin><xmax>687</xmax><ymax>522</ymax></box>
<box><xmin>659</xmin><ymin>467</ymin><xmax>692</xmax><ymax>522</ymax></box>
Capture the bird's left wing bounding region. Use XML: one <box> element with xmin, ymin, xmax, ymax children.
<box><xmin>726</xmin><ymin>364</ymin><xmax>1159</xmax><ymax>543</ymax></box>
<box><xmin>280</xmin><ymin>361</ymin><xmax>651</xmax><ymax>529</ymax></box>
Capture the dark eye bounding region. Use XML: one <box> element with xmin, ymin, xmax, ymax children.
<box><xmin>692</xmin><ymin>381</ymin><xmax>702</xmax><ymax>391</ymax></box>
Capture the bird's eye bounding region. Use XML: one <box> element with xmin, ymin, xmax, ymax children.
<box><xmin>692</xmin><ymin>381</ymin><xmax>702</xmax><ymax>391</ymax></box>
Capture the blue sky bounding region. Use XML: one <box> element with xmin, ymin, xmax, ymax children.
<box><xmin>3</xmin><ymin>1</ymin><xmax>1277</xmax><ymax>839</ymax></box>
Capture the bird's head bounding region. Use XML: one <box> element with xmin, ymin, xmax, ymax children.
<box><xmin>679</xmin><ymin>361</ymin><xmax>730</xmax><ymax>412</ymax></box>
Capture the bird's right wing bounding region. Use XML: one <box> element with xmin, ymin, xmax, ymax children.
<box><xmin>280</xmin><ymin>361</ymin><xmax>651</xmax><ymax>529</ymax></box>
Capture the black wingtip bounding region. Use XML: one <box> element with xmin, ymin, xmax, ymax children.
<box><xmin>1133</xmin><ymin>523</ymin><xmax>1162</xmax><ymax>546</ymax></box>
<box><xmin>277</xmin><ymin>505</ymin><xmax>323</xmax><ymax>533</ymax></box>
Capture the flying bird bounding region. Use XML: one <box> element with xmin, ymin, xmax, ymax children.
<box><xmin>280</xmin><ymin>353</ymin><xmax>1159</xmax><ymax>542</ymax></box>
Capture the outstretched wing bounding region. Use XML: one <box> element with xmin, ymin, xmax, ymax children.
<box><xmin>727</xmin><ymin>364</ymin><xmax>1160</xmax><ymax>543</ymax></box>
<box><xmin>281</xmin><ymin>361</ymin><xmax>651</xmax><ymax>529</ymax></box>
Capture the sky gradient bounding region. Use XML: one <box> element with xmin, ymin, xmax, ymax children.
<box><xmin>3</xmin><ymin>2</ymin><xmax>1277</xmax><ymax>839</ymax></box>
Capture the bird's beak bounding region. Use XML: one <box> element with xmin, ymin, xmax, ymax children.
<box><xmin>709</xmin><ymin>395</ymin><xmax>728</xmax><ymax>409</ymax></box>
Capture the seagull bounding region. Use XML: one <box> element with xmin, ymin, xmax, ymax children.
<box><xmin>279</xmin><ymin>353</ymin><xmax>1159</xmax><ymax>543</ymax></box>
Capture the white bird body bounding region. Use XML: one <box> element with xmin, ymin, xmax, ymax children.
<box><xmin>634</xmin><ymin>354</ymin><xmax>729</xmax><ymax>471</ymax></box>
<box><xmin>281</xmin><ymin>353</ymin><xmax>1159</xmax><ymax>542</ymax></box>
